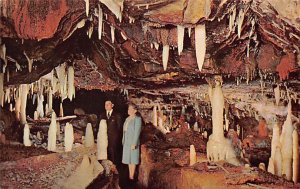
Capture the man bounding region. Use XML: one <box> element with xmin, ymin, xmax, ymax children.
<box><xmin>99</xmin><ymin>100</ymin><xmax>123</xmax><ymax>166</ymax></box>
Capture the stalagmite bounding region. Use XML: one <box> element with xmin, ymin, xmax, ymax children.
<box><xmin>98</xmin><ymin>4</ymin><xmax>103</xmax><ymax>40</ymax></box>
<box><xmin>67</xmin><ymin>66</ymin><xmax>75</xmax><ymax>101</ymax></box>
<box><xmin>23</xmin><ymin>124</ymin><xmax>31</xmax><ymax>146</ymax></box>
<box><xmin>60</xmin><ymin>102</ymin><xmax>64</xmax><ymax>117</ymax></box>
<box><xmin>0</xmin><ymin>73</ymin><xmax>4</xmax><ymax>107</ymax></box>
<box><xmin>268</xmin><ymin>158</ymin><xmax>275</xmax><ymax>174</ymax></box>
<box><xmin>195</xmin><ymin>24</ymin><xmax>206</xmax><ymax>71</ymax></box>
<box><xmin>292</xmin><ymin>129</ymin><xmax>299</xmax><ymax>183</ymax></box>
<box><xmin>84</xmin><ymin>0</ymin><xmax>89</xmax><ymax>17</ymax></box>
<box><xmin>207</xmin><ymin>79</ymin><xmax>240</xmax><ymax>166</ymax></box>
<box><xmin>259</xmin><ymin>163</ymin><xmax>266</xmax><ymax>171</ymax></box>
<box><xmin>177</xmin><ymin>25</ymin><xmax>184</xmax><ymax>55</ymax></box>
<box><xmin>24</xmin><ymin>52</ymin><xmax>33</xmax><ymax>73</ymax></box>
<box><xmin>153</xmin><ymin>105</ymin><xmax>158</xmax><ymax>127</ymax></box>
<box><xmin>34</xmin><ymin>111</ymin><xmax>38</xmax><ymax>120</ymax></box>
<box><xmin>280</xmin><ymin>101</ymin><xmax>293</xmax><ymax>180</ymax></box>
<box><xmin>274</xmin><ymin>85</ymin><xmax>280</xmax><ymax>105</ymax></box>
<box><xmin>274</xmin><ymin>147</ymin><xmax>282</xmax><ymax>176</ymax></box>
<box><xmin>237</xmin><ymin>8</ymin><xmax>245</xmax><ymax>38</ymax></box>
<box><xmin>97</xmin><ymin>119</ymin><xmax>108</xmax><ymax>160</ymax></box>
<box><xmin>20</xmin><ymin>84</ymin><xmax>28</xmax><ymax>124</ymax></box>
<box><xmin>153</xmin><ymin>42</ymin><xmax>159</xmax><ymax>50</ymax></box>
<box><xmin>99</xmin><ymin>0</ymin><xmax>123</xmax><ymax>22</ymax></box>
<box><xmin>110</xmin><ymin>25</ymin><xmax>115</xmax><ymax>43</ymax></box>
<box><xmin>85</xmin><ymin>123</ymin><xmax>95</xmax><ymax>147</ymax></box>
<box><xmin>47</xmin><ymin>112</ymin><xmax>57</xmax><ymax>151</ymax></box>
<box><xmin>190</xmin><ymin>145</ymin><xmax>197</xmax><ymax>166</ymax></box>
<box><xmin>64</xmin><ymin>122</ymin><xmax>74</xmax><ymax>152</ymax></box>
<box><xmin>87</xmin><ymin>24</ymin><xmax>93</xmax><ymax>39</ymax></box>
<box><xmin>162</xmin><ymin>45</ymin><xmax>169</xmax><ymax>71</ymax></box>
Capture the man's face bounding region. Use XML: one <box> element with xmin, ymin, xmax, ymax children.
<box><xmin>105</xmin><ymin>101</ymin><xmax>114</xmax><ymax>111</ymax></box>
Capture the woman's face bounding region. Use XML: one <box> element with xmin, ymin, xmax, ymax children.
<box><xmin>128</xmin><ymin>105</ymin><xmax>137</xmax><ymax>116</ymax></box>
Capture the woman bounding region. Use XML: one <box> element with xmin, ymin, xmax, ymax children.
<box><xmin>122</xmin><ymin>103</ymin><xmax>142</xmax><ymax>181</ymax></box>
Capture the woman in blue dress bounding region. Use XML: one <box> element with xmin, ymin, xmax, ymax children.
<box><xmin>122</xmin><ymin>103</ymin><xmax>142</xmax><ymax>181</ymax></box>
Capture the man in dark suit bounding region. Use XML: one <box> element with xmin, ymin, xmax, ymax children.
<box><xmin>99</xmin><ymin>100</ymin><xmax>123</xmax><ymax>166</ymax></box>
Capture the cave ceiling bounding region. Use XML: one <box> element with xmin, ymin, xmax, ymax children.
<box><xmin>0</xmin><ymin>0</ymin><xmax>299</xmax><ymax>92</ymax></box>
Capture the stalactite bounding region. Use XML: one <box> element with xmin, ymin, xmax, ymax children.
<box><xmin>47</xmin><ymin>112</ymin><xmax>57</xmax><ymax>151</ymax></box>
<box><xmin>20</xmin><ymin>84</ymin><xmax>28</xmax><ymax>124</ymax></box>
<box><xmin>36</xmin><ymin>94</ymin><xmax>44</xmax><ymax>118</ymax></box>
<box><xmin>153</xmin><ymin>42</ymin><xmax>159</xmax><ymax>50</ymax></box>
<box><xmin>99</xmin><ymin>0</ymin><xmax>123</xmax><ymax>22</ymax></box>
<box><xmin>55</xmin><ymin>63</ymin><xmax>67</xmax><ymax>100</ymax></box>
<box><xmin>23</xmin><ymin>124</ymin><xmax>31</xmax><ymax>146</ymax></box>
<box><xmin>87</xmin><ymin>24</ymin><xmax>93</xmax><ymax>39</ymax></box>
<box><xmin>67</xmin><ymin>66</ymin><xmax>75</xmax><ymax>101</ymax></box>
<box><xmin>177</xmin><ymin>25</ymin><xmax>184</xmax><ymax>55</ymax></box>
<box><xmin>110</xmin><ymin>25</ymin><xmax>115</xmax><ymax>43</ymax></box>
<box><xmin>85</xmin><ymin>123</ymin><xmax>95</xmax><ymax>147</ymax></box>
<box><xmin>64</xmin><ymin>122</ymin><xmax>74</xmax><ymax>152</ymax></box>
<box><xmin>188</xmin><ymin>27</ymin><xmax>192</xmax><ymax>38</ymax></box>
<box><xmin>98</xmin><ymin>4</ymin><xmax>103</xmax><ymax>40</ymax></box>
<box><xmin>63</xmin><ymin>19</ymin><xmax>86</xmax><ymax>41</ymax></box>
<box><xmin>162</xmin><ymin>45</ymin><xmax>169</xmax><ymax>71</ymax></box>
<box><xmin>237</xmin><ymin>8</ymin><xmax>245</xmax><ymax>38</ymax></box>
<box><xmin>60</xmin><ymin>102</ymin><xmax>64</xmax><ymax>117</ymax></box>
<box><xmin>195</xmin><ymin>24</ymin><xmax>206</xmax><ymax>71</ymax></box>
<box><xmin>84</xmin><ymin>0</ymin><xmax>89</xmax><ymax>17</ymax></box>
<box><xmin>24</xmin><ymin>52</ymin><xmax>33</xmax><ymax>73</ymax></box>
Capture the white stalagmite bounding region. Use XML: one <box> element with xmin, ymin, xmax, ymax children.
<box><xmin>280</xmin><ymin>101</ymin><xmax>293</xmax><ymax>180</ymax></box>
<box><xmin>84</xmin><ymin>0</ymin><xmax>89</xmax><ymax>17</ymax></box>
<box><xmin>64</xmin><ymin>122</ymin><xmax>74</xmax><ymax>152</ymax></box>
<box><xmin>190</xmin><ymin>145</ymin><xmax>197</xmax><ymax>166</ymax></box>
<box><xmin>0</xmin><ymin>73</ymin><xmax>4</xmax><ymax>107</ymax></box>
<box><xmin>268</xmin><ymin>158</ymin><xmax>275</xmax><ymax>174</ymax></box>
<box><xmin>237</xmin><ymin>8</ymin><xmax>245</xmax><ymax>38</ymax></box>
<box><xmin>153</xmin><ymin>105</ymin><xmax>158</xmax><ymax>127</ymax></box>
<box><xmin>274</xmin><ymin>147</ymin><xmax>282</xmax><ymax>176</ymax></box>
<box><xmin>47</xmin><ymin>112</ymin><xmax>57</xmax><ymax>151</ymax></box>
<box><xmin>274</xmin><ymin>85</ymin><xmax>280</xmax><ymax>105</ymax></box>
<box><xmin>60</xmin><ymin>102</ymin><xmax>64</xmax><ymax>117</ymax></box>
<box><xmin>177</xmin><ymin>25</ymin><xmax>184</xmax><ymax>55</ymax></box>
<box><xmin>206</xmin><ymin>79</ymin><xmax>240</xmax><ymax>166</ymax></box>
<box><xmin>162</xmin><ymin>45</ymin><xmax>169</xmax><ymax>71</ymax></box>
<box><xmin>85</xmin><ymin>123</ymin><xmax>95</xmax><ymax>147</ymax></box>
<box><xmin>98</xmin><ymin>4</ymin><xmax>103</xmax><ymax>40</ymax></box>
<box><xmin>110</xmin><ymin>25</ymin><xmax>115</xmax><ymax>43</ymax></box>
<box><xmin>34</xmin><ymin>111</ymin><xmax>38</xmax><ymax>120</ymax></box>
<box><xmin>20</xmin><ymin>84</ymin><xmax>29</xmax><ymax>124</ymax></box>
<box><xmin>67</xmin><ymin>66</ymin><xmax>75</xmax><ymax>101</ymax></box>
<box><xmin>292</xmin><ymin>129</ymin><xmax>299</xmax><ymax>183</ymax></box>
<box><xmin>97</xmin><ymin>119</ymin><xmax>108</xmax><ymax>160</ymax></box>
<box><xmin>271</xmin><ymin>123</ymin><xmax>280</xmax><ymax>159</ymax></box>
<box><xmin>23</xmin><ymin>124</ymin><xmax>31</xmax><ymax>146</ymax></box>
<box><xmin>195</xmin><ymin>24</ymin><xmax>206</xmax><ymax>71</ymax></box>
<box><xmin>24</xmin><ymin>52</ymin><xmax>33</xmax><ymax>73</ymax></box>
<box><xmin>99</xmin><ymin>0</ymin><xmax>123</xmax><ymax>22</ymax></box>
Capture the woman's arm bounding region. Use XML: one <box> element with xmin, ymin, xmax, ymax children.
<box><xmin>131</xmin><ymin>116</ymin><xmax>142</xmax><ymax>148</ymax></box>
